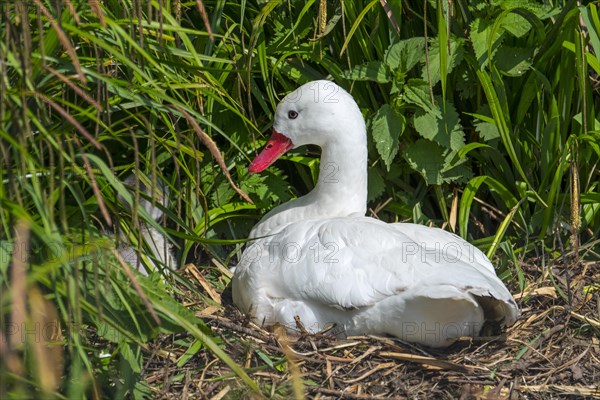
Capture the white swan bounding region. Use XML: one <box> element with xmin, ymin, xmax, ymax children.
<box><xmin>232</xmin><ymin>80</ymin><xmax>519</xmax><ymax>347</ymax></box>
<box><xmin>116</xmin><ymin>174</ymin><xmax>174</xmax><ymax>275</ymax></box>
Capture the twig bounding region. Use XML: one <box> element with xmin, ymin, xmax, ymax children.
<box><xmin>310</xmin><ymin>387</ymin><xmax>404</xmax><ymax>399</ymax></box>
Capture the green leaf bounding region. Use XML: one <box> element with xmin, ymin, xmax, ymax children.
<box><xmin>487</xmin><ymin>198</ymin><xmax>527</xmax><ymax>259</ymax></box>
<box><xmin>581</xmin><ymin>134</ymin><xmax>600</xmax><ymax>158</ymax></box>
<box><xmin>563</xmin><ymin>40</ymin><xmax>600</xmax><ymax>75</ymax></box>
<box><xmin>437</xmin><ymin>0</ymin><xmax>448</xmax><ymax>101</ymax></box>
<box><xmin>133</xmin><ymin>381</ymin><xmax>155</xmax><ymax>400</ymax></box>
<box><xmin>343</xmin><ymin>61</ymin><xmax>390</xmax><ymax>83</ymax></box>
<box><xmin>255</xmin><ymin>349</ymin><xmax>275</xmax><ymax>368</ymax></box>
<box><xmin>367</xmin><ymin>167</ymin><xmax>386</xmax><ymax>202</ymax></box>
<box><xmin>384</xmin><ymin>37</ymin><xmax>426</xmax><ymax>75</ymax></box>
<box><xmin>413</xmin><ymin>98</ymin><xmax>465</xmax><ymax>151</ymax></box>
<box><xmin>240</xmin><ymin>171</ymin><xmax>291</xmax><ymax>208</ymax></box>
<box><xmin>456</xmin><ymin>142</ymin><xmax>493</xmax><ymax>161</ymax></box>
<box><xmin>120</xmin><ymin>342</ymin><xmax>142</xmax><ymax>374</ymax></box>
<box><xmin>403</xmin><ymin>79</ymin><xmax>435</xmax><ymax>113</ymax></box>
<box><xmin>421</xmin><ymin>36</ymin><xmax>463</xmax><ymax>86</ymax></box>
<box><xmin>581</xmin><ymin>192</ymin><xmax>600</xmax><ymax>204</ymax></box>
<box><xmin>500</xmin><ymin>12</ymin><xmax>532</xmax><ymax>38</ymax></box>
<box><xmin>459</xmin><ymin>175</ymin><xmax>519</xmax><ymax>238</ymax></box>
<box><xmin>339</xmin><ymin>0</ymin><xmax>380</xmax><ymax>56</ymax></box>
<box><xmin>476</xmin><ymin>69</ymin><xmax>545</xmax><ymax>206</ymax></box>
<box><xmin>470</xmin><ymin>18</ymin><xmax>504</xmax><ymax>68</ymax></box>
<box><xmin>211</xmin><ymin>181</ymin><xmax>236</xmax><ymax>207</ymax></box>
<box><xmin>495</xmin><ymin>46</ymin><xmax>533</xmax><ymax>76</ymax></box>
<box><xmin>404</xmin><ymin>140</ymin><xmax>446</xmax><ymax>185</ymax></box>
<box><xmin>498</xmin><ymin>1</ymin><xmax>558</xmax><ymax>19</ymax></box>
<box><xmin>477</xmin><ymin>121</ymin><xmax>501</xmax><ymax>141</ymax></box>
<box><xmin>471</xmin><ymin>105</ymin><xmax>500</xmax><ymax>141</ymax></box>
<box><xmin>177</xmin><ymin>340</ymin><xmax>203</xmax><ymax>368</ymax></box>
<box><xmin>581</xmin><ymin>4</ymin><xmax>600</xmax><ymax>62</ymax></box>
<box><xmin>441</xmin><ymin>150</ymin><xmax>473</xmax><ymax>184</ymax></box>
<box><xmin>370</xmin><ymin>104</ymin><xmax>405</xmax><ymax>171</ymax></box>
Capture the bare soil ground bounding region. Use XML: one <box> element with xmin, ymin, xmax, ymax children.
<box><xmin>143</xmin><ymin>260</ymin><xmax>600</xmax><ymax>399</ymax></box>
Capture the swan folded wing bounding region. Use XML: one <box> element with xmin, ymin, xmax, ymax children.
<box><xmin>388</xmin><ymin>222</ymin><xmax>498</xmax><ymax>275</ymax></box>
<box><xmin>250</xmin><ymin>217</ymin><xmax>516</xmax><ymax>316</ymax></box>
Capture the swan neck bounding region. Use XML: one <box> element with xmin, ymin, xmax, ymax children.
<box><xmin>314</xmin><ymin>139</ymin><xmax>367</xmax><ymax>215</ymax></box>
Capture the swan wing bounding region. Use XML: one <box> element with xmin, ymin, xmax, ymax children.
<box><xmin>233</xmin><ymin>217</ymin><xmax>518</xmax><ymax>326</ymax></box>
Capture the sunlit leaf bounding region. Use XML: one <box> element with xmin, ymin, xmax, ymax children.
<box><xmin>370</xmin><ymin>104</ymin><xmax>405</xmax><ymax>171</ymax></box>
<box><xmin>343</xmin><ymin>61</ymin><xmax>391</xmax><ymax>82</ymax></box>
<box><xmin>413</xmin><ymin>98</ymin><xmax>465</xmax><ymax>151</ymax></box>
<box><xmin>404</xmin><ymin>139</ymin><xmax>446</xmax><ymax>185</ymax></box>
<box><xmin>385</xmin><ymin>37</ymin><xmax>426</xmax><ymax>75</ymax></box>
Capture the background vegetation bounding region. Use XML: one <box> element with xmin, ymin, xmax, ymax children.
<box><xmin>1</xmin><ymin>0</ymin><xmax>598</xmax><ymax>398</ymax></box>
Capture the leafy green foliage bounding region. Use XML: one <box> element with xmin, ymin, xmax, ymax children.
<box><xmin>370</xmin><ymin>105</ymin><xmax>405</xmax><ymax>170</ymax></box>
<box><xmin>338</xmin><ymin>0</ymin><xmax>599</xmax><ymax>260</ymax></box>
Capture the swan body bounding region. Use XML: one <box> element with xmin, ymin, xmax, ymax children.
<box><xmin>233</xmin><ymin>81</ymin><xmax>519</xmax><ymax>347</ymax></box>
<box><xmin>116</xmin><ymin>174</ymin><xmax>174</xmax><ymax>275</ymax></box>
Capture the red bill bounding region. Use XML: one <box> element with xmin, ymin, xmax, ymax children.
<box><xmin>248</xmin><ymin>130</ymin><xmax>294</xmax><ymax>174</ymax></box>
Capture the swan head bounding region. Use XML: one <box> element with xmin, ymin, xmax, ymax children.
<box><xmin>249</xmin><ymin>80</ymin><xmax>365</xmax><ymax>173</ymax></box>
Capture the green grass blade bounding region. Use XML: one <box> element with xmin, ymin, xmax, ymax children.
<box><xmin>476</xmin><ymin>69</ymin><xmax>547</xmax><ymax>207</ymax></box>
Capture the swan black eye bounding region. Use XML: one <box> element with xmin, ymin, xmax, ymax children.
<box><xmin>288</xmin><ymin>110</ymin><xmax>298</xmax><ymax>119</ymax></box>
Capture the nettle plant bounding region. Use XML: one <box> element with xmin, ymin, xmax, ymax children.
<box><xmin>348</xmin><ymin>3</ymin><xmax>558</xmax><ymax>188</ymax></box>
<box><xmin>343</xmin><ymin>0</ymin><xmax>599</xmax><ymax>257</ymax></box>
<box><xmin>348</xmin><ymin>36</ymin><xmax>471</xmax><ymax>187</ymax></box>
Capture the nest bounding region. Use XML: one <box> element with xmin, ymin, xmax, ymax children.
<box><xmin>143</xmin><ymin>260</ymin><xmax>600</xmax><ymax>399</ymax></box>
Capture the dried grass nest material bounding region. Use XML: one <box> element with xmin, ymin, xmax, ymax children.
<box><xmin>143</xmin><ymin>260</ymin><xmax>600</xmax><ymax>399</ymax></box>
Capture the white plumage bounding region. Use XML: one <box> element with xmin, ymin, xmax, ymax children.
<box><xmin>233</xmin><ymin>80</ymin><xmax>518</xmax><ymax>347</ymax></box>
<box><xmin>116</xmin><ymin>173</ymin><xmax>174</xmax><ymax>275</ymax></box>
